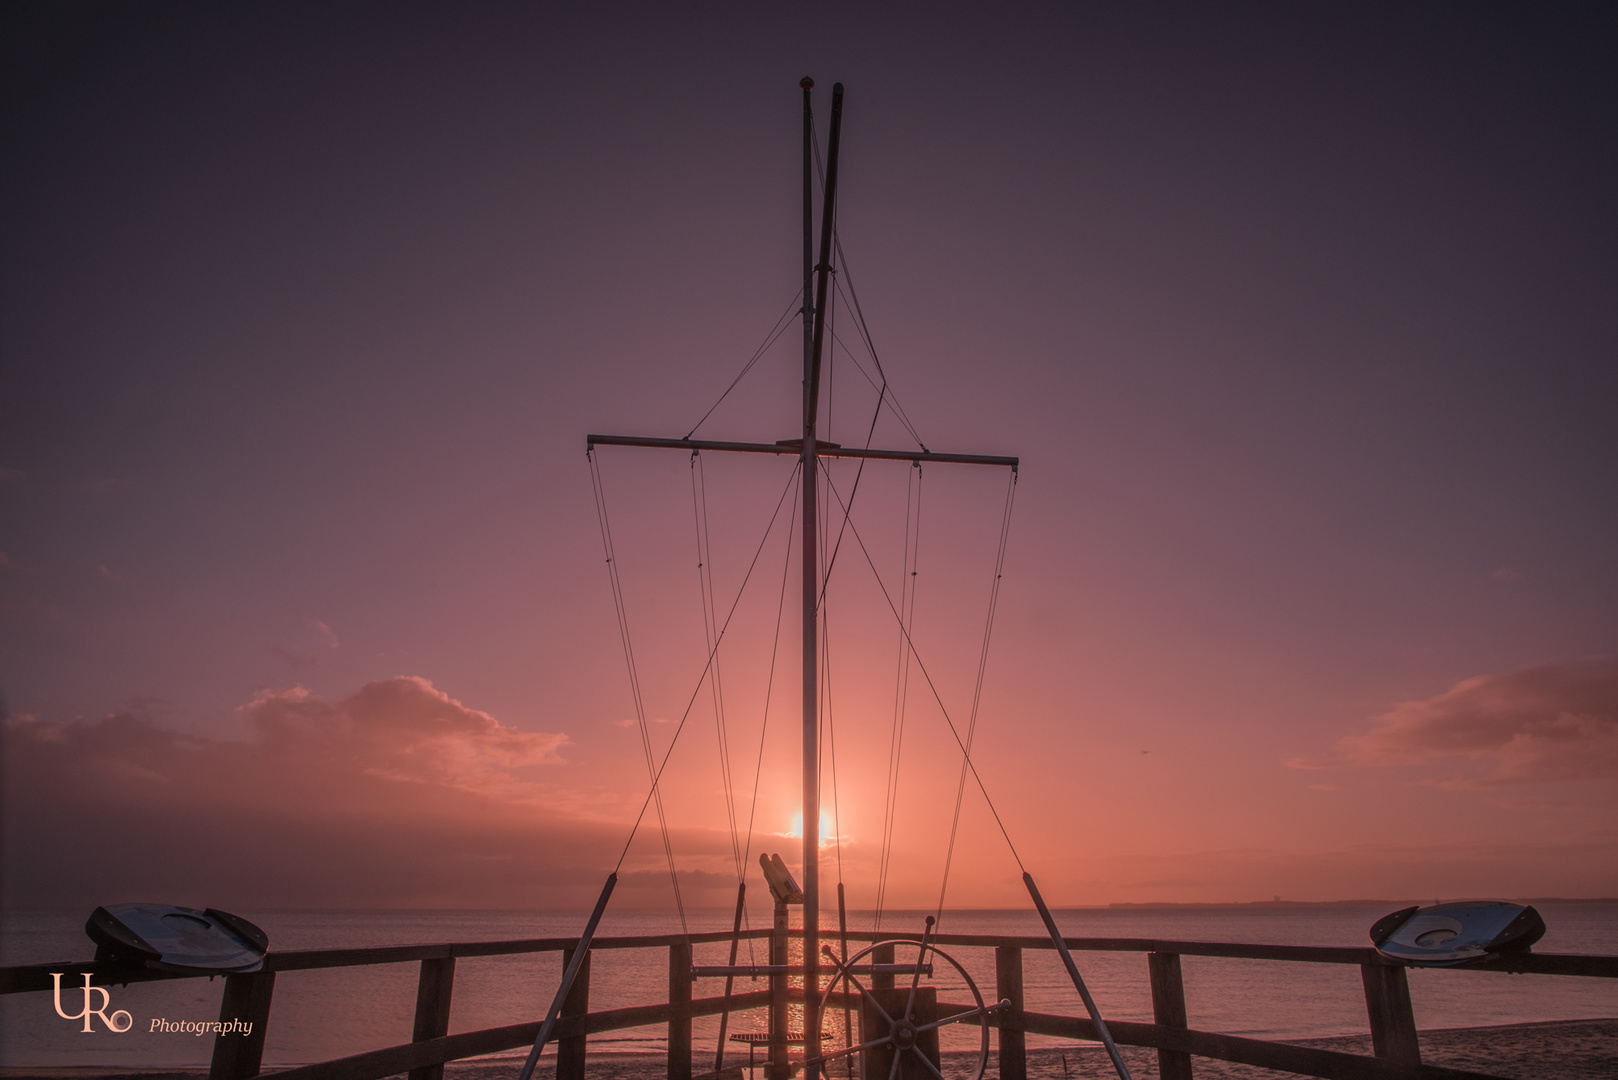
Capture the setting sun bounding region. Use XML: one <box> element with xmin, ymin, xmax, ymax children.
<box><xmin>788</xmin><ymin>811</ymin><xmax>838</xmax><ymax>846</ymax></box>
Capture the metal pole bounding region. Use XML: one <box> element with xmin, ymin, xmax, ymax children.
<box><xmin>802</xmin><ymin>79</ymin><xmax>844</xmax><ymax>1080</ymax></box>
<box><xmin>516</xmin><ymin>874</ymin><xmax>617</xmax><ymax>1080</ymax></box>
<box><xmin>798</xmin><ymin>74</ymin><xmax>818</xmax><ymax>1080</ymax></box>
<box><xmin>1022</xmin><ymin>873</ymin><xmax>1133</xmax><ymax>1080</ymax></box>
<box><xmin>714</xmin><ymin>882</ymin><xmax>747</xmax><ymax>1071</ymax></box>
<box><xmin>802</xmin><ymin>75</ymin><xmax>814</xmax><ymax>382</ymax></box>
<box><xmin>837</xmin><ymin>882</ymin><xmax>852</xmax><ymax>1062</ymax></box>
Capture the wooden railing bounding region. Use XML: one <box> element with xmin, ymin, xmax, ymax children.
<box><xmin>5</xmin><ymin>927</ymin><xmax>1614</xmax><ymax>1080</ymax></box>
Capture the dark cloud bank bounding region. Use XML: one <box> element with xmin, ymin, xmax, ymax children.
<box><xmin>2</xmin><ymin>677</ymin><xmax>720</xmax><ymax>910</ymax></box>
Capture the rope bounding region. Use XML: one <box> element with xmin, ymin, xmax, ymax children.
<box><xmin>740</xmin><ymin>465</ymin><xmax>801</xmax><ymax>972</ymax></box>
<box><xmin>608</xmin><ymin>459</ymin><xmax>805</xmax><ymax>880</ymax></box>
<box><xmin>874</xmin><ymin>461</ymin><xmax>922</xmax><ymax>930</ymax></box>
<box><xmin>589</xmin><ymin>449</ymin><xmax>686</xmax><ymax>930</ymax></box>
<box><xmin>812</xmin><ymin>109</ymin><xmax>926</xmax><ymax>452</ymax></box>
<box><xmin>691</xmin><ymin>452</ymin><xmax>745</xmax><ymax>881</ymax></box>
<box><xmin>831</xmin><ymin>271</ymin><xmax>926</xmax><ymax>450</ymax></box>
<box><xmin>935</xmin><ymin>467</ymin><xmax>1019</xmax><ymax>924</ymax></box>
<box><xmin>684</xmin><ymin>287</ymin><xmax>806</xmax><ymax>441</ymax></box>
<box><xmin>820</xmin><ymin>468</ymin><xmax>1027</xmax><ymax>873</ymax></box>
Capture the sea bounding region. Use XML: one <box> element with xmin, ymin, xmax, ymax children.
<box><xmin>3</xmin><ymin>904</ymin><xmax>1616</xmax><ymax>1070</ymax></box>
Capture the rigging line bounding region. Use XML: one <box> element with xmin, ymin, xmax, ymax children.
<box><xmin>825</xmin><ymin>617</ymin><xmax>844</xmax><ymax>887</ymax></box>
<box><xmin>824</xmin><ymin>318</ymin><xmax>924</xmax><ymax>457</ymax></box>
<box><xmin>827</xmin><ymin>235</ymin><xmax>926</xmax><ymax>449</ymax></box>
<box><xmin>812</xmin><ymin>109</ymin><xmax>927</xmax><ymax>454</ymax></box>
<box><xmin>826</xmin><ymin>249</ymin><xmax>835</xmax><ymax>443</ymax></box>
<box><xmin>935</xmin><ymin>468</ymin><xmax>1019</xmax><ymax>924</ymax></box>
<box><xmin>874</xmin><ymin>461</ymin><xmax>921</xmax><ymax>930</ymax></box>
<box><xmin>820</xmin><ymin>468</ymin><xmax>1027</xmax><ymax>872</ymax></box>
<box><xmin>812</xmin><ymin>327</ymin><xmax>892</xmax><ymax>614</ymax></box>
<box><xmin>691</xmin><ymin>453</ymin><xmax>745</xmax><ymax>880</ymax></box>
<box><xmin>815</xmin><ymin>458</ymin><xmax>845</xmax><ymax>892</ymax></box>
<box><xmin>684</xmin><ymin>287</ymin><xmax>806</xmax><ymax>441</ymax></box>
<box><xmin>590</xmin><ymin>450</ymin><xmax>686</xmax><ymax>929</ymax></box>
<box><xmin>818</xmin><ymin>241</ymin><xmax>926</xmax><ymax>451</ymax></box>
<box><xmin>830</xmin><ymin>264</ymin><xmax>926</xmax><ymax>450</ymax></box>
<box><xmin>697</xmin><ymin>454</ymin><xmax>744</xmax><ymax>879</ymax></box>
<box><xmin>740</xmin><ymin>466</ymin><xmax>798</xmax><ymax>972</ymax></box>
<box><xmin>614</xmin><ymin>461</ymin><xmax>803</xmax><ymax>871</ymax></box>
<box><xmin>740</xmin><ymin>466</ymin><xmax>800</xmax><ymax>978</ymax></box>
<box><xmin>878</xmin><ymin>464</ymin><xmax>921</xmax><ymax>927</ymax></box>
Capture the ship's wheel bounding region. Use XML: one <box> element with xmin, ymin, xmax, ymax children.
<box><xmin>811</xmin><ymin>924</ymin><xmax>1009</xmax><ymax>1080</ymax></box>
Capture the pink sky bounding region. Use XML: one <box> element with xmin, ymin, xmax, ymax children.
<box><xmin>2</xmin><ymin>4</ymin><xmax>1615</xmax><ymax>915</ymax></box>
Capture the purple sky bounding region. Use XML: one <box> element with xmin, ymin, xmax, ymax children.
<box><xmin>2</xmin><ymin>3</ymin><xmax>1615</xmax><ymax>911</ymax></box>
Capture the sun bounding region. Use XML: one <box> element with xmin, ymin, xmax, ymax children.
<box><xmin>788</xmin><ymin>812</ymin><xmax>840</xmax><ymax>847</ymax></box>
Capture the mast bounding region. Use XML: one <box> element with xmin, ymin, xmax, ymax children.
<box><xmin>584</xmin><ymin>79</ymin><xmax>1016</xmax><ymax>1078</ymax></box>
<box><xmin>802</xmin><ymin>78</ymin><xmax>843</xmax><ymax>1080</ymax></box>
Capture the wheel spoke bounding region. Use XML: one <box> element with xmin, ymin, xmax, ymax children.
<box><xmin>914</xmin><ymin>1004</ymin><xmax>992</xmax><ymax>1034</ymax></box>
<box><xmin>807</xmin><ymin>1034</ymin><xmax>893</xmax><ymax>1066</ymax></box>
<box><xmin>886</xmin><ymin>1047</ymin><xmax>904</xmax><ymax>1080</ymax></box>
<box><xmin>821</xmin><ymin>946</ymin><xmax>896</xmax><ymax>1026</ymax></box>
<box><xmin>907</xmin><ymin>1046</ymin><xmax>948</xmax><ymax>1080</ymax></box>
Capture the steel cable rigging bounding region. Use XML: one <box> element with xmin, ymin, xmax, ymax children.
<box><xmin>874</xmin><ymin>461</ymin><xmax>923</xmax><ymax>930</ymax></box>
<box><xmin>596</xmin><ymin>453</ymin><xmax>805</xmax><ymax>923</ymax></box>
<box><xmin>935</xmin><ymin>466</ymin><xmax>1019</xmax><ymax>924</ymax></box>
<box><xmin>820</xmin><ymin>468</ymin><xmax>1027</xmax><ymax>874</ymax></box>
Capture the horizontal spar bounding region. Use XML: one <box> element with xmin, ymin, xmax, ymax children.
<box><xmin>587</xmin><ymin>434</ymin><xmax>1018</xmax><ymax>469</ymax></box>
<box><xmin>692</xmin><ymin>963</ymin><xmax>932</xmax><ymax>978</ymax></box>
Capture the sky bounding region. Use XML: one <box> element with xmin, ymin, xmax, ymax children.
<box><xmin>2</xmin><ymin>2</ymin><xmax>1615</xmax><ymax>916</ymax></box>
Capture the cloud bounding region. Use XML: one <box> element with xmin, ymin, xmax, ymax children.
<box><xmin>0</xmin><ymin>677</ymin><xmax>668</xmax><ymax>909</ymax></box>
<box><xmin>312</xmin><ymin>619</ymin><xmax>340</xmax><ymax>648</ymax></box>
<box><xmin>1490</xmin><ymin>566</ymin><xmax>1527</xmax><ymax>583</ymax></box>
<box><xmin>96</xmin><ymin>563</ymin><xmax>124</xmax><ymax>584</ymax></box>
<box><xmin>1331</xmin><ymin>662</ymin><xmax>1618</xmax><ymax>786</ymax></box>
<box><xmin>244</xmin><ymin>677</ymin><xmax>569</xmax><ymax>793</ymax></box>
<box><xmin>0</xmin><ymin>551</ymin><xmax>13</xmax><ymax>570</ymax></box>
<box><xmin>0</xmin><ymin>467</ymin><xmax>22</xmax><ymax>483</ymax></box>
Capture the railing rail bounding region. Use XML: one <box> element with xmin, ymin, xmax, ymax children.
<box><xmin>5</xmin><ymin>928</ymin><xmax>1613</xmax><ymax>1080</ymax></box>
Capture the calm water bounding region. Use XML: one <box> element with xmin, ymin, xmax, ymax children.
<box><xmin>3</xmin><ymin>904</ymin><xmax>1615</xmax><ymax>1069</ymax></box>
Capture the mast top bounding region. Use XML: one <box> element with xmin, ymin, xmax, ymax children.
<box><xmin>800</xmin><ymin>76</ymin><xmax>814</xmax><ymax>90</ymax></box>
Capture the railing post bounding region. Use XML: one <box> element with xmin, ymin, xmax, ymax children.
<box><xmin>1148</xmin><ymin>952</ymin><xmax>1193</xmax><ymax>1080</ymax></box>
<box><xmin>1361</xmin><ymin>962</ymin><xmax>1420</xmax><ymax>1066</ymax></box>
<box><xmin>994</xmin><ymin>946</ymin><xmax>1026</xmax><ymax>1080</ymax></box>
<box><xmin>408</xmin><ymin>956</ymin><xmax>455</xmax><ymax>1080</ymax></box>
<box><xmin>558</xmin><ymin>947</ymin><xmax>591</xmax><ymax>1080</ymax></box>
<box><xmin>669</xmin><ymin>940</ymin><xmax>693</xmax><ymax>1080</ymax></box>
<box><xmin>209</xmin><ymin>970</ymin><xmax>274</xmax><ymax>1080</ymax></box>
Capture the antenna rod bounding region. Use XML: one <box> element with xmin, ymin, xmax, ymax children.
<box><xmin>802</xmin><ymin>78</ymin><xmax>843</xmax><ymax>1080</ymax></box>
<box><xmin>806</xmin><ymin>83</ymin><xmax>843</xmax><ymax>435</ymax></box>
<box><xmin>802</xmin><ymin>76</ymin><xmax>814</xmax><ymax>428</ymax></box>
